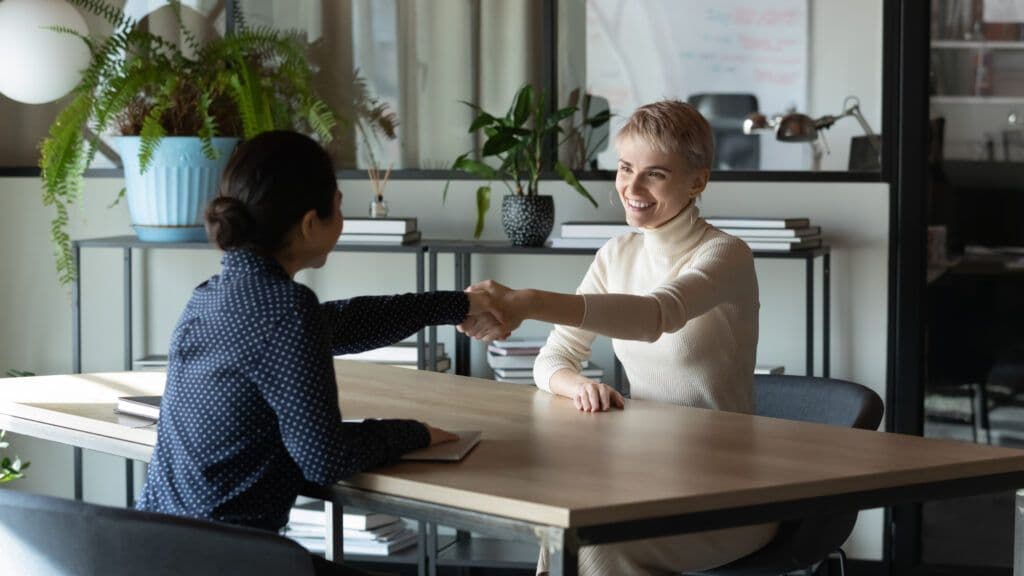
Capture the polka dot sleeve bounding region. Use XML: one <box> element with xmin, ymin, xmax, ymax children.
<box><xmin>254</xmin><ymin>289</ymin><xmax>433</xmax><ymax>485</ymax></box>
<box><xmin>321</xmin><ymin>292</ymin><xmax>469</xmax><ymax>355</ymax></box>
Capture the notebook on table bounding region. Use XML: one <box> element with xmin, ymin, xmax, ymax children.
<box><xmin>400</xmin><ymin>431</ymin><xmax>482</xmax><ymax>462</ymax></box>
<box><xmin>115</xmin><ymin>395</ymin><xmax>161</xmax><ymax>420</ymax></box>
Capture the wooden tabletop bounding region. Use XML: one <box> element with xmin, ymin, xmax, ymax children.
<box><xmin>3</xmin><ymin>362</ymin><xmax>1024</xmax><ymax>529</ymax></box>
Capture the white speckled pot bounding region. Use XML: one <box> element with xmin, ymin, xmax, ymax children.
<box><xmin>501</xmin><ymin>194</ymin><xmax>554</xmax><ymax>247</ymax></box>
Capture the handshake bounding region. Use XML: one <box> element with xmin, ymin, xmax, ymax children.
<box><xmin>459</xmin><ymin>280</ymin><xmax>524</xmax><ymax>342</ymax></box>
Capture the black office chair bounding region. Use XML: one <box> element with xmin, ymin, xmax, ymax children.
<box><xmin>0</xmin><ymin>489</ymin><xmax>316</xmax><ymax>576</ymax></box>
<box><xmin>687</xmin><ymin>93</ymin><xmax>760</xmax><ymax>170</ymax></box>
<box><xmin>695</xmin><ymin>375</ymin><xmax>885</xmax><ymax>576</ymax></box>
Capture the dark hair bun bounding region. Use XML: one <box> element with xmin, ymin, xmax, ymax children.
<box><xmin>206</xmin><ymin>196</ymin><xmax>253</xmax><ymax>250</ymax></box>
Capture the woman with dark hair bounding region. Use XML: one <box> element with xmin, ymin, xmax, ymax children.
<box><xmin>137</xmin><ymin>130</ymin><xmax>498</xmax><ymax>575</ymax></box>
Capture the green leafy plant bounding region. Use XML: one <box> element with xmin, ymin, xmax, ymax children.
<box><xmin>0</xmin><ymin>430</ymin><xmax>29</xmax><ymax>483</ymax></box>
<box><xmin>444</xmin><ymin>84</ymin><xmax>609</xmax><ymax>238</ymax></box>
<box><xmin>40</xmin><ymin>0</ymin><xmax>394</xmax><ymax>284</ymax></box>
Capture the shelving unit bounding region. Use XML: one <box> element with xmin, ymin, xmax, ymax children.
<box><xmin>427</xmin><ymin>240</ymin><xmax>832</xmax><ymax>383</ymax></box>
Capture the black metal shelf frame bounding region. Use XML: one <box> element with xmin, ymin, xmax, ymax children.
<box><xmin>427</xmin><ymin>241</ymin><xmax>831</xmax><ymax>384</ymax></box>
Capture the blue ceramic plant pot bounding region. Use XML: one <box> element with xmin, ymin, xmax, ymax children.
<box><xmin>115</xmin><ymin>136</ymin><xmax>239</xmax><ymax>242</ymax></box>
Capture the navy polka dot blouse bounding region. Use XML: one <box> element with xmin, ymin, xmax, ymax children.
<box><xmin>137</xmin><ymin>250</ymin><xmax>469</xmax><ymax>531</ymax></box>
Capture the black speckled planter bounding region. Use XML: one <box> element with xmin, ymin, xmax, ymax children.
<box><xmin>501</xmin><ymin>195</ymin><xmax>554</xmax><ymax>247</ymax></box>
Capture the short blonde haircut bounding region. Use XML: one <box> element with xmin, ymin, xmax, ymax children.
<box><xmin>615</xmin><ymin>100</ymin><xmax>714</xmax><ymax>171</ymax></box>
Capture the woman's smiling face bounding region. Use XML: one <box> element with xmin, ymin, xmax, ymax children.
<box><xmin>615</xmin><ymin>136</ymin><xmax>706</xmax><ymax>229</ymax></box>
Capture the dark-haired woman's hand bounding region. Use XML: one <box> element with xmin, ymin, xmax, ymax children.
<box><xmin>424</xmin><ymin>424</ymin><xmax>458</xmax><ymax>446</ymax></box>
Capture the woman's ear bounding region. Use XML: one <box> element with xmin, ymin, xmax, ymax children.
<box><xmin>689</xmin><ymin>168</ymin><xmax>710</xmax><ymax>199</ymax></box>
<box><xmin>298</xmin><ymin>209</ymin><xmax>319</xmax><ymax>240</ymax></box>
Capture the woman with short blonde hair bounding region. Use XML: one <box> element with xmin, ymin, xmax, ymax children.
<box><xmin>461</xmin><ymin>100</ymin><xmax>778</xmax><ymax>575</ymax></box>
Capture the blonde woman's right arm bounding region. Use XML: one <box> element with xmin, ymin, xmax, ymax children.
<box><xmin>532</xmin><ymin>255</ymin><xmax>624</xmax><ymax>412</ymax></box>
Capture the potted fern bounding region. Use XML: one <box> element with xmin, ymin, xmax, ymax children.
<box><xmin>444</xmin><ymin>84</ymin><xmax>608</xmax><ymax>246</ymax></box>
<box><xmin>41</xmin><ymin>1</ymin><xmax>339</xmax><ymax>284</ymax></box>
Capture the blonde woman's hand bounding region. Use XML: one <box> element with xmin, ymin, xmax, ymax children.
<box><xmin>423</xmin><ymin>423</ymin><xmax>459</xmax><ymax>446</ymax></box>
<box><xmin>572</xmin><ymin>377</ymin><xmax>625</xmax><ymax>413</ymax></box>
<box><xmin>465</xmin><ymin>280</ymin><xmax>525</xmax><ymax>332</ymax></box>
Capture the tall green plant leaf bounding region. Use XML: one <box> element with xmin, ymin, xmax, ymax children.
<box><xmin>474</xmin><ymin>186</ymin><xmax>491</xmax><ymax>239</ymax></box>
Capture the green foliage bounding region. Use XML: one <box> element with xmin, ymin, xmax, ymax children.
<box><xmin>40</xmin><ymin>0</ymin><xmax>346</xmax><ymax>285</ymax></box>
<box><xmin>0</xmin><ymin>430</ymin><xmax>29</xmax><ymax>484</ymax></box>
<box><xmin>446</xmin><ymin>84</ymin><xmax>609</xmax><ymax>238</ymax></box>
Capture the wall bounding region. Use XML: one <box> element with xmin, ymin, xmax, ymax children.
<box><xmin>0</xmin><ymin>175</ymin><xmax>889</xmax><ymax>559</ymax></box>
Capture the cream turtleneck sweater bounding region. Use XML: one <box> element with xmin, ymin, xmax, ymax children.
<box><xmin>533</xmin><ymin>202</ymin><xmax>759</xmax><ymax>412</ymax></box>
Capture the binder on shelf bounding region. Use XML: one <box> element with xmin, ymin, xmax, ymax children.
<box><xmin>341</xmin><ymin>218</ymin><xmax>417</xmax><ymax>235</ymax></box>
<box><xmin>115</xmin><ymin>395</ymin><xmax>161</xmax><ymax>419</ymax></box>
<box><xmin>337</xmin><ymin>231</ymin><xmax>422</xmax><ymax>245</ymax></box>
<box><xmin>705</xmin><ymin>217</ymin><xmax>810</xmax><ymax>229</ymax></box>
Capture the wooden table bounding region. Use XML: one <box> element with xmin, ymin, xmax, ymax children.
<box><xmin>3</xmin><ymin>362</ymin><xmax>1024</xmax><ymax>575</ymax></box>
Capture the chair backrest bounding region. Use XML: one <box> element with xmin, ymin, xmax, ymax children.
<box><xmin>687</xmin><ymin>93</ymin><xmax>760</xmax><ymax>170</ymax></box>
<box><xmin>698</xmin><ymin>376</ymin><xmax>884</xmax><ymax>575</ymax></box>
<box><xmin>753</xmin><ymin>374</ymin><xmax>884</xmax><ymax>430</ymax></box>
<box><xmin>0</xmin><ymin>489</ymin><xmax>314</xmax><ymax>576</ymax></box>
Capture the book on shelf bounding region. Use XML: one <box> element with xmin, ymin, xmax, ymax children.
<box><xmin>284</xmin><ymin>520</ymin><xmax>406</xmax><ymax>541</ymax></box>
<box><xmin>487</xmin><ymin>353</ymin><xmax>588</xmax><ymax>370</ymax></box>
<box><xmin>336</xmin><ymin>230</ymin><xmax>421</xmax><ymax>245</ymax></box>
<box><xmin>705</xmin><ymin>217</ymin><xmax>810</xmax><ymax>229</ymax></box>
<box><xmin>487</xmin><ymin>344</ymin><xmax>542</xmax><ymax>356</ymax></box>
<box><xmin>492</xmin><ymin>366</ymin><xmax>604</xmax><ymax>379</ymax></box>
<box><xmin>341</xmin><ymin>218</ymin><xmax>417</xmax><ymax>235</ymax></box>
<box><xmin>494</xmin><ymin>376</ymin><xmax>537</xmax><ymax>385</ymax></box>
<box><xmin>720</xmin><ymin>226</ymin><xmax>820</xmax><ymax>239</ymax></box>
<box><xmin>560</xmin><ymin>221</ymin><xmax>637</xmax><ymax>238</ymax></box>
<box><xmin>132</xmin><ymin>355</ymin><xmax>168</xmax><ymax>371</ymax></box>
<box><xmin>754</xmin><ymin>365</ymin><xmax>785</xmax><ymax>375</ymax></box>
<box><xmin>549</xmin><ymin>237</ymin><xmax>610</xmax><ymax>249</ymax></box>
<box><xmin>744</xmin><ymin>237</ymin><xmax>822</xmax><ymax>252</ymax></box>
<box><xmin>289</xmin><ymin>502</ymin><xmax>400</xmax><ymax>531</ymax></box>
<box><xmin>115</xmin><ymin>395</ymin><xmax>161</xmax><ymax>419</ymax></box>
<box><xmin>336</xmin><ymin>342</ymin><xmax>443</xmax><ymax>364</ymax></box>
<box><xmin>738</xmin><ymin>235</ymin><xmax>822</xmax><ymax>245</ymax></box>
<box><xmin>285</xmin><ymin>529</ymin><xmax>418</xmax><ymax>557</ymax></box>
<box><xmin>489</xmin><ymin>339</ymin><xmax>548</xmax><ymax>349</ymax></box>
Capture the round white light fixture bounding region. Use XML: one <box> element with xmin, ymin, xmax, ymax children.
<box><xmin>0</xmin><ymin>0</ymin><xmax>90</xmax><ymax>104</ymax></box>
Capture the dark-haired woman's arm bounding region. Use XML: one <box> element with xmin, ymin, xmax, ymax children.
<box><xmin>321</xmin><ymin>292</ymin><xmax>477</xmax><ymax>355</ymax></box>
<box><xmin>254</xmin><ymin>301</ymin><xmax>431</xmax><ymax>485</ymax></box>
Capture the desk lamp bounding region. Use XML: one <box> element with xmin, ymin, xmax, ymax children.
<box><xmin>743</xmin><ymin>96</ymin><xmax>880</xmax><ymax>171</ymax></box>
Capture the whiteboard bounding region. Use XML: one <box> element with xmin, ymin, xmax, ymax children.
<box><xmin>585</xmin><ymin>0</ymin><xmax>809</xmax><ymax>170</ymax></box>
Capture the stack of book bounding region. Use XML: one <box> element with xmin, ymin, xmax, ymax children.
<box><xmin>487</xmin><ymin>339</ymin><xmax>603</xmax><ymax>385</ymax></box>
<box><xmin>336</xmin><ymin>341</ymin><xmax>450</xmax><ymax>372</ymax></box>
<box><xmin>284</xmin><ymin>501</ymin><xmax>418</xmax><ymax>557</ymax></box>
<box><xmin>549</xmin><ymin>221</ymin><xmax>637</xmax><ymax>249</ymax></box>
<box><xmin>337</xmin><ymin>217</ymin><xmax>421</xmax><ymax>245</ymax></box>
<box><xmin>705</xmin><ymin>217</ymin><xmax>822</xmax><ymax>252</ymax></box>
